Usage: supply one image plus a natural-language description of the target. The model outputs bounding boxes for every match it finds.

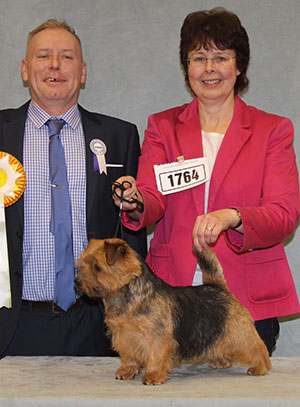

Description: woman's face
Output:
[187,45,240,105]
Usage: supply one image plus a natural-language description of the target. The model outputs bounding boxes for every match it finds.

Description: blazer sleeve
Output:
[225,116,300,252]
[122,113,169,230]
[121,123,148,257]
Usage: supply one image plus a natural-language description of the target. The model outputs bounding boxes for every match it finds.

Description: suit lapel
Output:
[1,102,29,163]
[1,102,29,227]
[79,106,106,222]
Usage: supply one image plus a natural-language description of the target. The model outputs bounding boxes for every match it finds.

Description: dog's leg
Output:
[142,338,173,385]
[208,308,272,376]
[112,328,144,381]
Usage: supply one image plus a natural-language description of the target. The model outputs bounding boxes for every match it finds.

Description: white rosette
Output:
[90,139,107,175]
[0,153,26,309]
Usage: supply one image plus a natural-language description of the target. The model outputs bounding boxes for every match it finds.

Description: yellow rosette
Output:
[0,151,26,309]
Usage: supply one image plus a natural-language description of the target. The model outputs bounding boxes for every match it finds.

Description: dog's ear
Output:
[105,241,127,266]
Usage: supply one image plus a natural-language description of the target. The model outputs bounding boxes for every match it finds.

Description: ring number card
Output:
[154,157,210,195]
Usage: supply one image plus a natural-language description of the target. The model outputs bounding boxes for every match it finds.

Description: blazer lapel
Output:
[173,97,252,214]
[175,98,205,214]
[175,98,203,160]
[208,96,252,209]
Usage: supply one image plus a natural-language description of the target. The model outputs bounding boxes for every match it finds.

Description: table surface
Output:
[0,356,299,407]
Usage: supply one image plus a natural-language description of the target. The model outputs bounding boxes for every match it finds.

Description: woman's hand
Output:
[112,176,144,220]
[193,208,243,251]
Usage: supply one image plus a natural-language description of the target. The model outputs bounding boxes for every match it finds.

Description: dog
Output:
[75,238,271,385]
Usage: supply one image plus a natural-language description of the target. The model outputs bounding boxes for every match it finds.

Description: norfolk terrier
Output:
[75,238,271,385]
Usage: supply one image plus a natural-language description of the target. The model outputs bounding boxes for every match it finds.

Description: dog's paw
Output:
[142,372,169,385]
[209,358,232,369]
[115,365,139,380]
[247,364,269,376]
[247,353,272,376]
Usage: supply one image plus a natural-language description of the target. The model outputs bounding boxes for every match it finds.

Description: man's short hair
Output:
[27,19,82,51]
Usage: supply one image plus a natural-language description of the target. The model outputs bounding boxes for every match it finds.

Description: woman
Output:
[112,8,300,354]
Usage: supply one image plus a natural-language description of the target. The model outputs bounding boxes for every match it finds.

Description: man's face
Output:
[21,28,86,115]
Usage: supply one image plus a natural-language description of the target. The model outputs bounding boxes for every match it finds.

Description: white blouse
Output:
[192,130,225,286]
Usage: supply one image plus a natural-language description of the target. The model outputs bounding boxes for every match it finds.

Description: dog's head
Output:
[75,238,143,297]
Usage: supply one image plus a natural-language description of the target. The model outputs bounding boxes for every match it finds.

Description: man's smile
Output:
[44,77,66,82]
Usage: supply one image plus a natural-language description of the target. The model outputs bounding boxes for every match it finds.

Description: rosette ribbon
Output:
[0,152,26,309]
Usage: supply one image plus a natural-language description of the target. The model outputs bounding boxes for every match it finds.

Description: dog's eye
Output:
[93,264,101,273]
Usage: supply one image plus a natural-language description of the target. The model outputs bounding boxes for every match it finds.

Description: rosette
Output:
[0,151,26,309]
[0,151,26,206]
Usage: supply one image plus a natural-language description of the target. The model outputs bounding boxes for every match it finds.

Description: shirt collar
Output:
[27,101,81,130]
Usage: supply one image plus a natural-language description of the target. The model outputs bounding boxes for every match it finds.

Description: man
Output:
[0,19,146,357]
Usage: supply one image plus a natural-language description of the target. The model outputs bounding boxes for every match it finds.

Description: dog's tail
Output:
[193,246,228,288]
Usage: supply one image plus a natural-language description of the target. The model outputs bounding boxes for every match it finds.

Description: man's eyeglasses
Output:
[187,55,236,67]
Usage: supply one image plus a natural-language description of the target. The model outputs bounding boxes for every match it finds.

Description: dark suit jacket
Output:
[0,101,146,356]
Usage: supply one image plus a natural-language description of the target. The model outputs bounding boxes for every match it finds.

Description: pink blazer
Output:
[123,96,300,320]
